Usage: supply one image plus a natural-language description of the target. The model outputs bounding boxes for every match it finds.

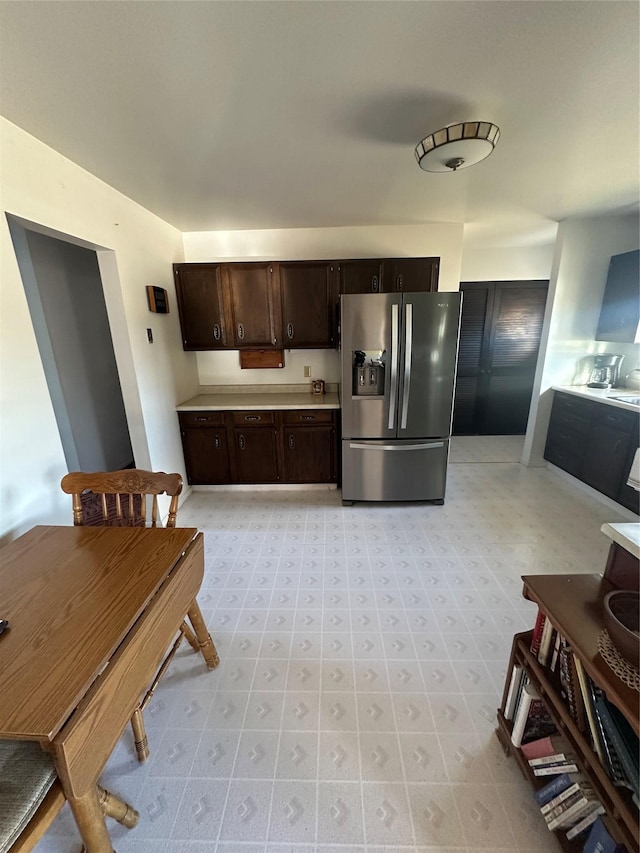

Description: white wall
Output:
[184,223,463,387]
[0,118,196,539]
[524,212,640,466]
[460,244,555,282]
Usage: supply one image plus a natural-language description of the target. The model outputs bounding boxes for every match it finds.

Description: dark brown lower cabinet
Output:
[179,411,230,485]
[282,425,336,483]
[544,392,639,513]
[178,409,338,485]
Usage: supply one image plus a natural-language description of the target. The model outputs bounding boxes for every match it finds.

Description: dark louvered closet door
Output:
[452,286,491,434]
[453,281,548,435]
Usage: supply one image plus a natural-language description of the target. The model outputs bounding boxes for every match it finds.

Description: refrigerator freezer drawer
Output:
[342,438,449,502]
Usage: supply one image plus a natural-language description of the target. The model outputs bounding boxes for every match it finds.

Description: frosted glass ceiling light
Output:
[415,121,500,172]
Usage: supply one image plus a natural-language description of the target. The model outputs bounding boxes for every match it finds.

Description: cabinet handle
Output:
[213,324,221,341]
[214,435,221,450]
[288,435,295,450]
[195,416,209,422]
[371,275,379,292]
[272,336,277,345]
[287,322,294,340]
[238,323,244,340]
[238,434,246,450]
[301,415,315,421]
[397,274,403,291]
[244,415,261,421]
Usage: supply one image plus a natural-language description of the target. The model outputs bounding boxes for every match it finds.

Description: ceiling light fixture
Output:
[415,121,500,172]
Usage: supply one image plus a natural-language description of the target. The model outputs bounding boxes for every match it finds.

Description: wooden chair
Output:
[60,469,220,762]
[0,740,137,853]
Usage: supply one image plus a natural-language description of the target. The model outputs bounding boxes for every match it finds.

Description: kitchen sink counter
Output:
[601,522,640,559]
[552,385,640,413]
[177,384,340,411]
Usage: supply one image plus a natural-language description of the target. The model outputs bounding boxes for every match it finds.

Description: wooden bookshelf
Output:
[496,573,639,853]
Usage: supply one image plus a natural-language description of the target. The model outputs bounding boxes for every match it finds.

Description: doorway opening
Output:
[7,218,134,472]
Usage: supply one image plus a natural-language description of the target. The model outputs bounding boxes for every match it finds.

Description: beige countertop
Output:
[177,384,340,411]
[553,385,640,414]
[601,522,640,559]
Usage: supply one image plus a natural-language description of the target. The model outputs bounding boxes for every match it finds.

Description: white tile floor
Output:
[36,445,632,853]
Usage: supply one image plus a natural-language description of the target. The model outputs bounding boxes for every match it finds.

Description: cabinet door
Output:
[596,250,640,343]
[174,264,230,350]
[338,260,384,294]
[181,428,230,485]
[280,262,338,348]
[226,263,281,348]
[382,258,439,292]
[230,427,280,483]
[453,281,548,435]
[582,424,632,500]
[282,425,336,483]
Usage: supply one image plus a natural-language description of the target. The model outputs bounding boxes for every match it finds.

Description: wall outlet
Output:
[304,365,311,378]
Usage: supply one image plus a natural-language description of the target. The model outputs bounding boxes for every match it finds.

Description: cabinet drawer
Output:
[281,409,335,425]
[545,422,590,455]
[544,441,585,478]
[179,411,226,428]
[551,393,596,434]
[593,404,638,434]
[228,411,275,426]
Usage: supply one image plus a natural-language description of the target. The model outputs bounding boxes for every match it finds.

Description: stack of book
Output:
[534,767,604,840]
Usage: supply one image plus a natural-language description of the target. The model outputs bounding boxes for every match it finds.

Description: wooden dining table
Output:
[0,524,217,852]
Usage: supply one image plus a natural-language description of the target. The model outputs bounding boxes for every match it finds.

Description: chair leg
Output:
[130,708,150,763]
[181,618,200,652]
[187,599,220,669]
[97,785,139,828]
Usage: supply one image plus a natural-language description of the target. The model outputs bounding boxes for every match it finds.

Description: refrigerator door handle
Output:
[349,441,445,451]
[388,303,400,430]
[400,302,413,429]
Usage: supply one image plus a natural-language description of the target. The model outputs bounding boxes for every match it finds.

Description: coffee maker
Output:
[587,354,624,389]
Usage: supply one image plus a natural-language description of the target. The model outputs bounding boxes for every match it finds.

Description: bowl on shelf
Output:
[603,590,640,669]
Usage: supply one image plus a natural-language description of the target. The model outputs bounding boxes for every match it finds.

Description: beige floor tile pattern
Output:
[35,439,630,852]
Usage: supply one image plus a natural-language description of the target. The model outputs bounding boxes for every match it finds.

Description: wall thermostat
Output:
[146,285,169,314]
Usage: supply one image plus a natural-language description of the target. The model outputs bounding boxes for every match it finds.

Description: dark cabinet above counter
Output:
[173,256,439,351]
[596,249,639,343]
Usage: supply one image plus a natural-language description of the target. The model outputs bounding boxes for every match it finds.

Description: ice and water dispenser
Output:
[352,349,386,396]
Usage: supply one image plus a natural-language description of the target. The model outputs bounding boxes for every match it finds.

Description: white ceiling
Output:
[1,1,638,246]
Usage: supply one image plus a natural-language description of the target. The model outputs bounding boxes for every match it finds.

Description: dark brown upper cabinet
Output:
[174,263,230,350]
[225,263,282,349]
[596,249,640,343]
[382,258,439,292]
[338,260,385,294]
[280,261,338,348]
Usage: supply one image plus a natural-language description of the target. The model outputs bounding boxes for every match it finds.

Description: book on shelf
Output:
[540,779,591,815]
[534,772,574,806]
[538,618,555,666]
[503,663,525,721]
[530,610,547,657]
[594,690,640,800]
[564,803,605,842]
[510,679,557,747]
[558,637,587,733]
[546,792,600,831]
[549,627,562,672]
[533,760,579,775]
[573,656,606,765]
[582,816,628,853]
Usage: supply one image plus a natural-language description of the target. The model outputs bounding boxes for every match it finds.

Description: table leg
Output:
[187,599,220,669]
[97,784,139,828]
[66,786,115,853]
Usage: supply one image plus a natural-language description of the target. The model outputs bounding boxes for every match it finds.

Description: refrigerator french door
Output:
[340,292,462,503]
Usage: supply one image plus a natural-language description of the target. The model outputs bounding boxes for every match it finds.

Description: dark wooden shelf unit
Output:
[496,574,639,853]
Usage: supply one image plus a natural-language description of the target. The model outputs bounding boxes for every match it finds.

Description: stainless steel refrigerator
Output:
[340,292,462,504]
